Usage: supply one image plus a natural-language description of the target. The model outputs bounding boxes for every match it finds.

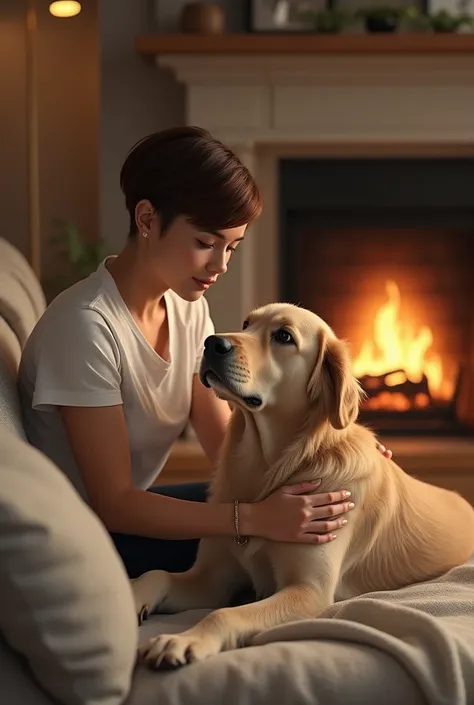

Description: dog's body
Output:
[213,419,473,602]
[134,304,474,668]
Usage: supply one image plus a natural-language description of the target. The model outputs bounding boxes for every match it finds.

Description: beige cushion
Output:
[0,345,25,440]
[0,428,138,705]
[0,634,54,705]
[0,316,21,372]
[0,237,46,319]
[0,271,39,347]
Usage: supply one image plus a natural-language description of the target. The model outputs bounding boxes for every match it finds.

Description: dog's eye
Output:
[242,319,249,330]
[272,329,295,345]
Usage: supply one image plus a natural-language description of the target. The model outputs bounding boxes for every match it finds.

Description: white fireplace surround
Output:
[155,52,474,332]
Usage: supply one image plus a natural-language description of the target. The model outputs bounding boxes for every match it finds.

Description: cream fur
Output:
[133,303,474,669]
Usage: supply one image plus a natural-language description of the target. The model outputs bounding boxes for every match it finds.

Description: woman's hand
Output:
[376,441,392,459]
[245,481,355,545]
[242,442,392,545]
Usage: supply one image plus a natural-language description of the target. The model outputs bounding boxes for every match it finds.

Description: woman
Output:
[18,126,391,579]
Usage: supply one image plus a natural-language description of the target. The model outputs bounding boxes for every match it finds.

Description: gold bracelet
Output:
[233,499,249,547]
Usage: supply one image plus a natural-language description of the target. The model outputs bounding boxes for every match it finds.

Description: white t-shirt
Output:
[18,260,214,503]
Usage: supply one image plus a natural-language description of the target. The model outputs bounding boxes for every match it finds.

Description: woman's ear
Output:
[307,332,362,430]
[135,199,155,235]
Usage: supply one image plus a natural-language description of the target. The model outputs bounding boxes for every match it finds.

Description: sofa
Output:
[3,236,474,705]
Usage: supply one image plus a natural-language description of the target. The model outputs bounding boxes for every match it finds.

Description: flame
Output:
[352,280,454,411]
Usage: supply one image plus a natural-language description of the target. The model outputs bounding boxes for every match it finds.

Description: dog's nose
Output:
[204,335,234,356]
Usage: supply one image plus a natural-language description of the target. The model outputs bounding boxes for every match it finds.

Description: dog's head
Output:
[200,303,362,430]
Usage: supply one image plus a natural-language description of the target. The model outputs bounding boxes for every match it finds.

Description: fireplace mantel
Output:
[136,33,474,55]
[142,37,474,149]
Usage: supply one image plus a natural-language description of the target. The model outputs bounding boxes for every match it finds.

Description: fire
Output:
[352,280,455,411]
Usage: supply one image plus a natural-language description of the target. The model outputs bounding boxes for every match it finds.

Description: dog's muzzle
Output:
[199,335,262,408]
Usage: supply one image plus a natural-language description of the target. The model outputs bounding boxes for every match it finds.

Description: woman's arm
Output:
[60,405,236,540]
[59,404,354,543]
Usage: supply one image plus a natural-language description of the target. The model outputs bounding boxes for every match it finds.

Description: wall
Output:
[0,0,99,280]
[0,2,29,258]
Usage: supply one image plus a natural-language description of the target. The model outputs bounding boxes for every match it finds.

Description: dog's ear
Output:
[307,332,361,430]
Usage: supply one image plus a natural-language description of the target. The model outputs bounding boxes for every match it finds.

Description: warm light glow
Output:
[49,1,81,18]
[352,280,455,411]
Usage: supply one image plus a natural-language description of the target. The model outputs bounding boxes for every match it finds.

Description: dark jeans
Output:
[110,482,210,579]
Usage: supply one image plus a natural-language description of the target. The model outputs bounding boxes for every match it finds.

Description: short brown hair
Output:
[120,126,263,236]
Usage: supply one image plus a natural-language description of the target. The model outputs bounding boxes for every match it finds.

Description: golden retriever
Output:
[133,303,474,669]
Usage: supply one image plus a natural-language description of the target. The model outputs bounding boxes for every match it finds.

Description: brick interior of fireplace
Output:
[279,157,474,436]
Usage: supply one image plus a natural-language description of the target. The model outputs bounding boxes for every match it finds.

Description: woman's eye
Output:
[272,329,295,345]
[242,319,249,330]
[196,240,235,254]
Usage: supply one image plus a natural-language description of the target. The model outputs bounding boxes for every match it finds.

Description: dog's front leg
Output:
[131,538,248,622]
[139,582,326,669]
[139,532,351,668]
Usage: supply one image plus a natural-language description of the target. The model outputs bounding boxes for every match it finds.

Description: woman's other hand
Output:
[376,441,392,459]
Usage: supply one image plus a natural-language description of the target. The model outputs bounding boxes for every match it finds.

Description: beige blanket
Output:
[129,557,474,705]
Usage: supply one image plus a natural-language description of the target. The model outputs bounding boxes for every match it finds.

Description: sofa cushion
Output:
[0,634,54,705]
[0,237,46,319]
[0,428,138,705]
[0,338,25,440]
[0,271,39,348]
[0,316,21,372]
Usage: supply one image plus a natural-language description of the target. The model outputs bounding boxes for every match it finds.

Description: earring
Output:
[142,232,148,238]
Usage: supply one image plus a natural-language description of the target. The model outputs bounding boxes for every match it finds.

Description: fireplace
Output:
[279,157,474,436]
[144,39,474,497]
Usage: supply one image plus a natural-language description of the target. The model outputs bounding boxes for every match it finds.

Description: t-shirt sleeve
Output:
[32,307,123,411]
[194,296,215,374]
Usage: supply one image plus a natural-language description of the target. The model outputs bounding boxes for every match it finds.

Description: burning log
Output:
[358,368,432,405]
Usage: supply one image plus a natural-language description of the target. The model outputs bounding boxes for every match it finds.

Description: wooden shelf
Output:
[136,33,474,57]
[156,441,212,486]
[161,438,474,475]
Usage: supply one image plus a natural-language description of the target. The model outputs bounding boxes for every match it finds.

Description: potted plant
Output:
[405,2,474,33]
[296,8,353,34]
[355,5,407,33]
[44,219,109,301]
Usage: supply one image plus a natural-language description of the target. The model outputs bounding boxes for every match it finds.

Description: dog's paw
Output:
[131,570,170,625]
[138,632,222,670]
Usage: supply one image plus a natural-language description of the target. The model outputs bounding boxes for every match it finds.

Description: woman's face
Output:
[136,204,247,302]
